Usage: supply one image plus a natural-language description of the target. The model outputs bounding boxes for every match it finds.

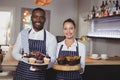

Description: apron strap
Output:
[76,41,79,56]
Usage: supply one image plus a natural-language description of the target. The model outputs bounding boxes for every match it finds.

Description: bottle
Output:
[0,45,2,54]
[95,6,100,18]
[100,1,105,17]
[0,45,3,64]
[105,0,108,10]
[91,6,96,18]
[118,6,120,14]
[112,1,116,15]
[108,0,113,16]
[115,0,119,14]
[104,1,109,17]
[115,0,119,10]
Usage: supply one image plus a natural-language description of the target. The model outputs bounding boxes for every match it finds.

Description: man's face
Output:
[31,10,46,31]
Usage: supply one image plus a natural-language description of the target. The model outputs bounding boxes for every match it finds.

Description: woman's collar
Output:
[62,39,77,46]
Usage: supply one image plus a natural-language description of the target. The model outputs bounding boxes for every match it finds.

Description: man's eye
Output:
[33,16,37,18]
[40,16,45,19]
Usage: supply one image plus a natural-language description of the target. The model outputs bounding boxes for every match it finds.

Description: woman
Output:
[56,18,86,80]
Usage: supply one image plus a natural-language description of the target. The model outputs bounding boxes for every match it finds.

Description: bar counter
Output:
[83,57,120,80]
[1,55,120,80]
[1,56,120,71]
[86,56,120,65]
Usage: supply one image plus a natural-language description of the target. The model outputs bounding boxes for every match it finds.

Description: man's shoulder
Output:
[45,30,56,38]
[20,28,31,33]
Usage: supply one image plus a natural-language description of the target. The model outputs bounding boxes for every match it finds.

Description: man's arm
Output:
[46,36,57,68]
[12,33,22,61]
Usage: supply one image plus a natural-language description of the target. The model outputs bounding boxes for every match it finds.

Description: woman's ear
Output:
[75,27,77,32]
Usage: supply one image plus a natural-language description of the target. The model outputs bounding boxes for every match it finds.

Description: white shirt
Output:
[56,40,86,73]
[12,28,57,68]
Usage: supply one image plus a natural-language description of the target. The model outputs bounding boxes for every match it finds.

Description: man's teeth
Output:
[35,23,40,25]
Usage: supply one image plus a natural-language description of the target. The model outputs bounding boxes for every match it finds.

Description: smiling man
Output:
[12,8,57,80]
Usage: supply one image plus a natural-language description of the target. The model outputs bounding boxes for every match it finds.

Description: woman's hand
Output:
[79,68,83,73]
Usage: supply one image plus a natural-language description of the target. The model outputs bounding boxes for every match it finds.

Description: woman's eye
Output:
[70,27,74,30]
[63,28,67,30]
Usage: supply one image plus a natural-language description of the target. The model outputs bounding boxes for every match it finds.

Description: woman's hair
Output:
[63,18,76,28]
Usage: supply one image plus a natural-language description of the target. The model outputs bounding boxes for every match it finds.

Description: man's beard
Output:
[34,25,44,31]
[33,22,44,31]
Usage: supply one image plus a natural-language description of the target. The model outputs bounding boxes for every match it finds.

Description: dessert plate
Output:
[53,62,81,71]
[21,58,48,66]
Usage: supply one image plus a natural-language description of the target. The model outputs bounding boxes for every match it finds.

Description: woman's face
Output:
[63,22,76,39]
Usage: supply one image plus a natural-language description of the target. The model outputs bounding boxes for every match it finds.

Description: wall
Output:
[78,0,120,56]
[0,0,78,44]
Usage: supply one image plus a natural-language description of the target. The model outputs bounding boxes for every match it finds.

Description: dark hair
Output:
[63,18,76,28]
[32,7,46,15]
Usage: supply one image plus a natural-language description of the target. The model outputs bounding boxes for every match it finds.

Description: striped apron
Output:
[13,30,47,80]
[56,43,82,80]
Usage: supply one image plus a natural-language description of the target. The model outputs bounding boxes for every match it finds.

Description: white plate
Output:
[21,58,48,66]
[100,57,108,60]
[90,56,100,60]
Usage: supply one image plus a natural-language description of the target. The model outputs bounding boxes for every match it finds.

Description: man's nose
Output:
[36,17,41,21]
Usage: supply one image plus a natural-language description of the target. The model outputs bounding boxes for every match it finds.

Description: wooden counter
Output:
[86,56,120,65]
[83,57,120,80]
[1,59,18,71]
[0,45,18,71]
[1,55,120,71]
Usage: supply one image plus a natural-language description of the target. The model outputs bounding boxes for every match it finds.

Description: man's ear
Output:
[31,16,33,21]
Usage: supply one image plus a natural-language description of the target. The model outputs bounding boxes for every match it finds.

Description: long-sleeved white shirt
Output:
[12,28,57,68]
[56,40,86,73]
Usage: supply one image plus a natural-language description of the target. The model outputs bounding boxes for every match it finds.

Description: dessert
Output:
[37,53,45,60]
[30,52,36,57]
[57,55,66,65]
[66,56,80,65]
[23,52,51,65]
[57,55,81,65]
[23,53,30,58]
[35,60,44,64]
[44,57,50,64]
[29,58,36,64]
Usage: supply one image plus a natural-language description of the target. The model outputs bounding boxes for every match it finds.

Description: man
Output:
[12,8,57,80]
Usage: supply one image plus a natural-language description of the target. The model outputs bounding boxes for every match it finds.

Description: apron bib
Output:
[13,30,46,80]
[56,43,82,80]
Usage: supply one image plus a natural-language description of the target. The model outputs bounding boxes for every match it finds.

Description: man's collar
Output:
[30,28,44,34]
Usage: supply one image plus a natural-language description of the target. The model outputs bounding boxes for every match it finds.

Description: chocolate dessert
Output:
[57,55,66,65]
[57,55,81,65]
[66,56,80,65]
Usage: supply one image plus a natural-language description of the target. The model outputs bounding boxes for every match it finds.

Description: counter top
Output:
[0,45,18,71]
[86,56,120,65]
[1,55,18,71]
[1,60,17,71]
[1,56,120,71]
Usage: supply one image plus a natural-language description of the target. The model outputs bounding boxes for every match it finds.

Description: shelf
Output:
[85,15,120,23]
[86,15,120,39]
[87,36,120,39]
[87,31,120,39]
